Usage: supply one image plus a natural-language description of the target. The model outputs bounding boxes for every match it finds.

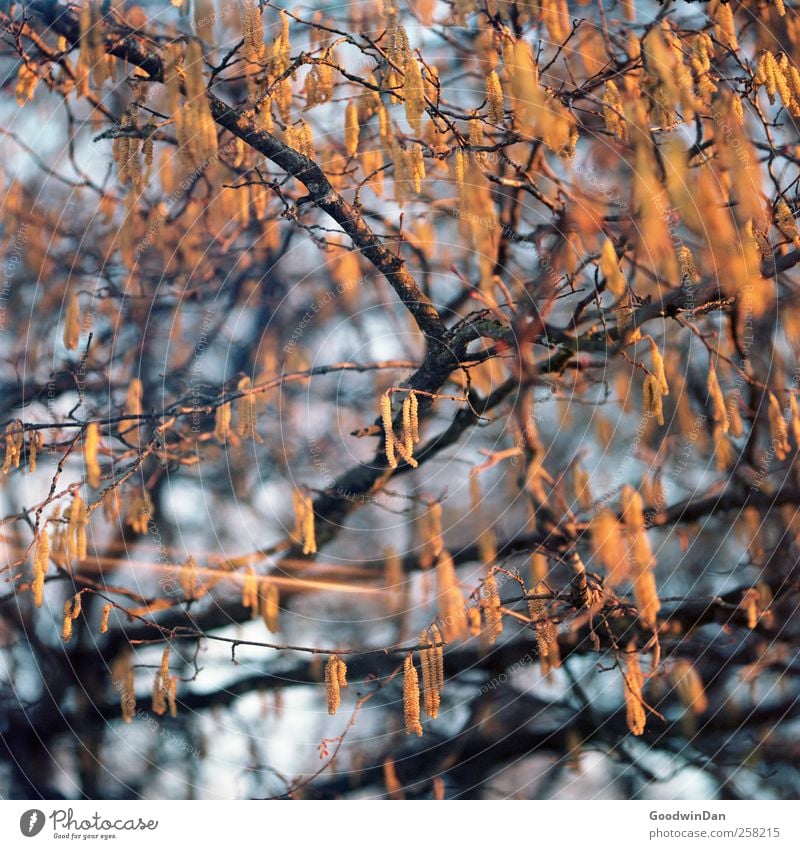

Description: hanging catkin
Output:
[214,402,232,442]
[99,603,112,634]
[527,581,561,674]
[419,625,444,718]
[32,528,49,608]
[64,292,81,350]
[84,422,101,488]
[671,660,709,715]
[241,566,259,613]
[707,365,728,430]
[600,239,626,296]
[403,57,425,134]
[623,643,647,736]
[768,392,791,460]
[61,593,82,642]
[299,491,316,555]
[403,654,423,736]
[380,392,398,469]
[27,431,41,472]
[180,555,199,600]
[68,493,88,561]
[2,422,23,474]
[325,654,347,715]
[235,376,262,441]
[260,580,280,633]
[436,551,468,641]
[621,486,661,624]
[482,572,503,645]
[344,100,360,156]
[241,0,265,62]
[486,70,505,122]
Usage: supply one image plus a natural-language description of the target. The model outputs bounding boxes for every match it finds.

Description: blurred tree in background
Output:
[1,0,799,800]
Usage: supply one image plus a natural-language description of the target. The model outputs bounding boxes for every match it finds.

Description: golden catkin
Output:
[621,486,661,624]
[677,246,699,283]
[671,660,709,715]
[403,57,425,134]
[436,551,468,641]
[235,376,262,441]
[32,528,49,608]
[602,80,626,140]
[260,580,280,633]
[325,654,344,715]
[775,198,800,245]
[707,366,728,431]
[486,70,505,122]
[61,594,82,642]
[383,758,404,800]
[64,292,81,350]
[180,555,199,600]
[84,422,101,488]
[214,402,232,442]
[167,677,178,717]
[2,422,23,474]
[114,658,136,724]
[643,374,664,426]
[527,581,561,673]
[27,430,41,472]
[241,566,259,613]
[68,493,88,561]
[301,492,316,555]
[419,628,441,719]
[126,378,143,417]
[623,644,647,736]
[99,603,112,634]
[403,654,423,736]
[467,606,482,637]
[241,0,265,63]
[600,238,626,296]
[768,392,791,460]
[454,148,466,189]
[482,573,503,645]
[344,100,360,156]
[380,392,398,469]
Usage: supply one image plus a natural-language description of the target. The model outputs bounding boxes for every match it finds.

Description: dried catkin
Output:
[482,573,503,645]
[99,603,112,634]
[64,292,81,350]
[380,392,398,469]
[32,528,49,608]
[325,655,345,715]
[84,422,101,488]
[486,70,505,122]
[622,643,647,736]
[235,376,262,441]
[344,100,360,156]
[120,665,136,723]
[260,580,280,633]
[403,654,423,736]
[167,677,178,717]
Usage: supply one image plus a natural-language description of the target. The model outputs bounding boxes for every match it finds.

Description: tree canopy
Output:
[1,0,800,800]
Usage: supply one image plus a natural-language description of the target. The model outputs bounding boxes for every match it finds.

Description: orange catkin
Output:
[403,654,423,736]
